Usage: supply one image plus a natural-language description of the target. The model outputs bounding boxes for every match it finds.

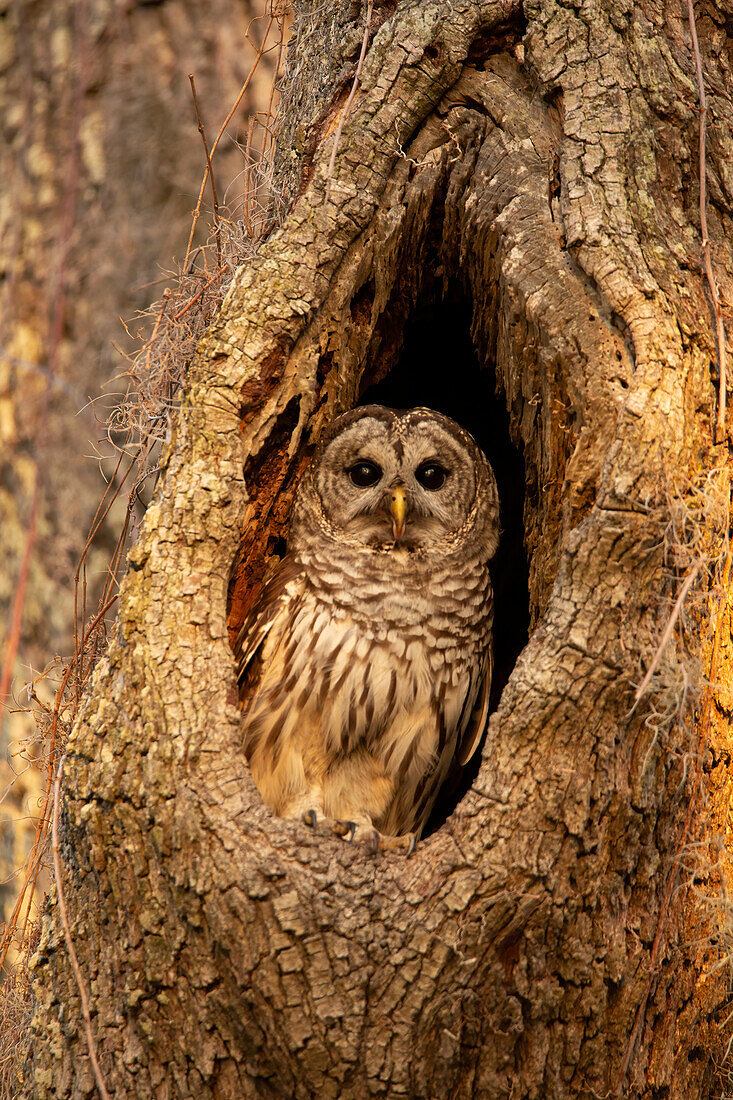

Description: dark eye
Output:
[348,460,382,488]
[415,462,447,491]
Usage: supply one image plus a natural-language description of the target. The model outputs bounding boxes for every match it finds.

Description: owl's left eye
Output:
[415,462,448,490]
[348,460,382,487]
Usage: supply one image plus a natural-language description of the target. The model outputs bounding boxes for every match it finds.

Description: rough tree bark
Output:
[24,0,733,1097]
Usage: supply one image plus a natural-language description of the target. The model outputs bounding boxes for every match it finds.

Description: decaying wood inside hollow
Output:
[23,1,733,1098]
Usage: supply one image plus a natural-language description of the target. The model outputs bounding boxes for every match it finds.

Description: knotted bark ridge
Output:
[27,1,733,1097]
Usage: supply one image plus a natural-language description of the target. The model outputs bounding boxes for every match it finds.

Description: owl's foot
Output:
[332,819,357,842]
[302,809,349,836]
[378,829,417,856]
[333,820,417,856]
[303,811,415,855]
[303,812,360,844]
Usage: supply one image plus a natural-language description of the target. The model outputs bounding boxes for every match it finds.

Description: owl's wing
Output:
[456,650,492,766]
[233,557,303,701]
[392,653,492,839]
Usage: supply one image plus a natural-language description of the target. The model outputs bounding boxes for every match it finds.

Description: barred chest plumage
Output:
[297,539,493,686]
[239,541,492,837]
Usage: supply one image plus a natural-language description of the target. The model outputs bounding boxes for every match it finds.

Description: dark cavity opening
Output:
[359,285,530,834]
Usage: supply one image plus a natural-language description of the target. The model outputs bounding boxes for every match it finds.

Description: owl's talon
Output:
[375,830,416,854]
[333,820,357,842]
[303,809,318,829]
[332,822,416,854]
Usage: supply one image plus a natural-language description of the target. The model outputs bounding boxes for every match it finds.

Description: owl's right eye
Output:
[348,461,382,487]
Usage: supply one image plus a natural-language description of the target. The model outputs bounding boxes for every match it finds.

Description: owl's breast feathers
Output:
[235,542,493,838]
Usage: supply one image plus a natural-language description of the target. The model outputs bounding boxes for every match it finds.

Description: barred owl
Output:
[235,406,500,852]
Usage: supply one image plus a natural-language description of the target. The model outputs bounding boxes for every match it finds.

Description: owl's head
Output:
[290,406,500,560]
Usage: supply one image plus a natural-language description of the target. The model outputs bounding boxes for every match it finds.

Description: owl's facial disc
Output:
[312,410,481,551]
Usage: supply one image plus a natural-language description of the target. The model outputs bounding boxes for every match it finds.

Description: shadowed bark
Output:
[24,0,733,1097]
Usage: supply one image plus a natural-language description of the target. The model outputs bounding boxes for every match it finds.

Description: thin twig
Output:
[173,265,226,321]
[0,479,40,730]
[616,543,733,1094]
[261,16,288,183]
[326,0,373,199]
[631,560,702,710]
[188,75,221,270]
[52,753,111,1100]
[213,16,273,155]
[144,287,172,374]
[182,15,274,271]
[74,450,132,697]
[686,0,729,444]
[0,673,68,978]
[243,114,257,238]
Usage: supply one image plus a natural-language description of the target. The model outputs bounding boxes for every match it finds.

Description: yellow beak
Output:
[390,487,408,541]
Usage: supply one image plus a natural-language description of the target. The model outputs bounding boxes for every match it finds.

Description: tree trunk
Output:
[25,0,733,1097]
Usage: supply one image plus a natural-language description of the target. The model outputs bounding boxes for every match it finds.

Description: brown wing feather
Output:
[457,651,492,766]
[387,653,493,838]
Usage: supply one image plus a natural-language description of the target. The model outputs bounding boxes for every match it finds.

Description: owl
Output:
[235,405,500,852]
